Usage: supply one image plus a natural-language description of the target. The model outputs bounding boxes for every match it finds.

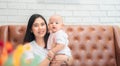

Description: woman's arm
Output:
[39,57,51,66]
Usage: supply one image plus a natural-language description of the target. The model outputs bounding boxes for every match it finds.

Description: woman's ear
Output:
[30,29,32,33]
[61,24,64,30]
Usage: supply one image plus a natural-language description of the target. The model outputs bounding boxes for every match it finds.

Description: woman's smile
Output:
[38,30,45,34]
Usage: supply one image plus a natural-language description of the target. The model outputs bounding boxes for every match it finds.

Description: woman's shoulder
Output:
[23,43,33,51]
[23,42,31,47]
[23,41,34,47]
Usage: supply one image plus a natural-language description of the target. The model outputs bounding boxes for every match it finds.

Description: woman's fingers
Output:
[50,55,69,66]
[54,54,68,61]
[51,60,64,66]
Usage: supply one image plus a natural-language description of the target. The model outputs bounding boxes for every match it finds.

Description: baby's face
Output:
[49,16,63,33]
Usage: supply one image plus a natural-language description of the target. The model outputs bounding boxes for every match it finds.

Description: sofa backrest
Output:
[64,25,116,66]
[0,25,119,66]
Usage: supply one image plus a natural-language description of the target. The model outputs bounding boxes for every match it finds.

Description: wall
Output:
[0,0,120,25]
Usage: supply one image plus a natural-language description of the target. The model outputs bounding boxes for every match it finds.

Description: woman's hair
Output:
[23,14,49,48]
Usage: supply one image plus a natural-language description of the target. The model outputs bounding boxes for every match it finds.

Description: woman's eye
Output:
[33,24,38,27]
[41,23,45,26]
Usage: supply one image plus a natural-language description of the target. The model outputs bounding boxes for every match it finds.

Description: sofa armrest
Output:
[0,25,8,43]
[113,26,120,66]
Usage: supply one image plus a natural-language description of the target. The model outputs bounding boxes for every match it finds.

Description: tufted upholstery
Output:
[0,25,120,66]
[64,25,117,66]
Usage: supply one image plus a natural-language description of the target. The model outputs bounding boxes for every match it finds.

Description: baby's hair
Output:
[49,14,63,24]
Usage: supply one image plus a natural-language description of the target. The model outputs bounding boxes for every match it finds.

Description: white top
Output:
[23,40,48,64]
[47,30,71,56]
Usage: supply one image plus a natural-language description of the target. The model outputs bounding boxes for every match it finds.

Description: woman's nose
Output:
[38,26,43,29]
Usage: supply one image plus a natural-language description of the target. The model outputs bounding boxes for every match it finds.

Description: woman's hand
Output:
[47,50,55,60]
[51,54,73,66]
[54,54,68,61]
[50,54,68,66]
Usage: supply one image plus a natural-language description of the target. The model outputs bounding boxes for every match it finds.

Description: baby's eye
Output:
[55,22,58,24]
[50,22,53,24]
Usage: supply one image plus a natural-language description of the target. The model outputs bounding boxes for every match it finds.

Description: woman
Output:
[23,14,71,66]
[23,14,51,66]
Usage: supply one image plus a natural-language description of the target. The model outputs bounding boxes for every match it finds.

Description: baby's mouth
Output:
[52,27,56,29]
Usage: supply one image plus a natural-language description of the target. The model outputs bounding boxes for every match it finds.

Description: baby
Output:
[47,14,72,66]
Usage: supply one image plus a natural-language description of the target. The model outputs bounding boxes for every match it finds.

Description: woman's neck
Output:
[35,38,45,47]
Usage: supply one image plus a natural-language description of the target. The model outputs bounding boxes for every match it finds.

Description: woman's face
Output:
[31,17,47,38]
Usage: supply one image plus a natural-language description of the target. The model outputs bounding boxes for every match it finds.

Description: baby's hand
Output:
[47,50,55,59]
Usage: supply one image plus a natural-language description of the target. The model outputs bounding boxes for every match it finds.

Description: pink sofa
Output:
[0,25,120,66]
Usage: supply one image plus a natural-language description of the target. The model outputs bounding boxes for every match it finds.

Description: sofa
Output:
[0,25,120,66]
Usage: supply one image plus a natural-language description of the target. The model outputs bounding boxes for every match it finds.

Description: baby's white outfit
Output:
[47,30,71,56]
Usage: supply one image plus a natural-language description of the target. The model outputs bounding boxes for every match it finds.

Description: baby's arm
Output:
[51,43,65,54]
[47,43,65,59]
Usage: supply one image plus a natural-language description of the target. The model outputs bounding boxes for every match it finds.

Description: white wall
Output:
[0,0,120,25]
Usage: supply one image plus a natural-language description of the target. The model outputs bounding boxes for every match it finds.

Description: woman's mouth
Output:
[38,31,45,34]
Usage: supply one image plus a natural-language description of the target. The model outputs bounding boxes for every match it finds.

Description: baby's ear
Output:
[62,23,64,26]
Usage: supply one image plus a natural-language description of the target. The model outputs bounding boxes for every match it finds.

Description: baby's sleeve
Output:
[55,31,68,45]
